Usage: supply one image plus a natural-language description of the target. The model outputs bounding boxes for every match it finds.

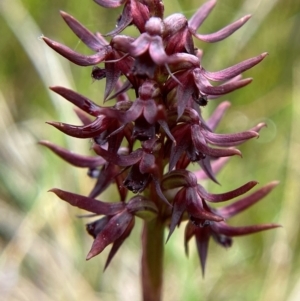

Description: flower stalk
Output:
[142,218,164,301]
[41,0,280,300]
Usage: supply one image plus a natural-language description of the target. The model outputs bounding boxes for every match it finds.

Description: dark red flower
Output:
[42,0,279,280]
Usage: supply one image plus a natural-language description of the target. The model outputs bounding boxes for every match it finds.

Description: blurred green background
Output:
[0,0,299,300]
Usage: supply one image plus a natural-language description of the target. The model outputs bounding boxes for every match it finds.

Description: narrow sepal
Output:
[197,156,219,184]
[104,3,133,36]
[93,0,125,8]
[188,0,217,32]
[60,11,107,51]
[86,211,133,260]
[39,140,105,168]
[193,69,252,95]
[49,188,125,215]
[104,218,135,270]
[93,145,143,166]
[151,175,172,206]
[193,15,251,43]
[186,187,224,221]
[50,86,102,116]
[47,117,109,138]
[219,181,280,218]
[195,227,211,277]
[214,222,281,237]
[191,125,242,157]
[195,157,230,181]
[166,188,187,242]
[184,222,195,256]
[104,57,122,100]
[204,130,259,147]
[43,37,108,66]
[88,163,121,199]
[203,53,268,81]
[206,101,231,131]
[197,181,258,203]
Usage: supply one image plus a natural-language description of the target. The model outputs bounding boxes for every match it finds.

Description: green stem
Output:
[141,218,164,301]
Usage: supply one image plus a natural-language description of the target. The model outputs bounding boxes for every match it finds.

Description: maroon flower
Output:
[184,181,280,275]
[42,0,279,295]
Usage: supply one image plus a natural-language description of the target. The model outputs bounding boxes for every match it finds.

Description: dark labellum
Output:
[190,215,211,227]
[194,93,208,106]
[92,66,106,81]
[212,233,233,248]
[123,165,150,193]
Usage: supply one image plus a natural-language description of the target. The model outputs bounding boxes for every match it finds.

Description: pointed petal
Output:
[193,68,252,95]
[91,103,137,124]
[176,81,194,119]
[106,80,132,102]
[50,86,102,116]
[93,0,125,8]
[60,11,107,51]
[104,3,133,36]
[188,0,217,32]
[43,37,108,66]
[195,227,211,276]
[219,181,280,218]
[251,122,267,133]
[186,188,224,221]
[88,163,121,198]
[93,145,143,166]
[104,218,135,270]
[197,181,258,203]
[115,172,128,202]
[193,15,251,42]
[166,188,187,242]
[47,117,108,138]
[203,53,268,81]
[206,101,231,131]
[169,135,189,171]
[195,157,230,181]
[215,222,281,237]
[204,130,259,147]
[191,125,242,158]
[39,140,106,168]
[104,60,122,100]
[158,120,176,143]
[197,156,220,184]
[184,222,196,256]
[86,211,133,260]
[49,188,124,215]
[151,174,172,206]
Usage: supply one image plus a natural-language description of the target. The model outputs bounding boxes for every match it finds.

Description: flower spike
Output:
[42,0,279,286]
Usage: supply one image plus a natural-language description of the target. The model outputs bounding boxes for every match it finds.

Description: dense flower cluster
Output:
[42,0,279,277]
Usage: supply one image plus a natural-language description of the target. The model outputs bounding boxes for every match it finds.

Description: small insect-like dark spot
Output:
[91,66,106,81]
[194,94,208,106]
[87,168,100,178]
